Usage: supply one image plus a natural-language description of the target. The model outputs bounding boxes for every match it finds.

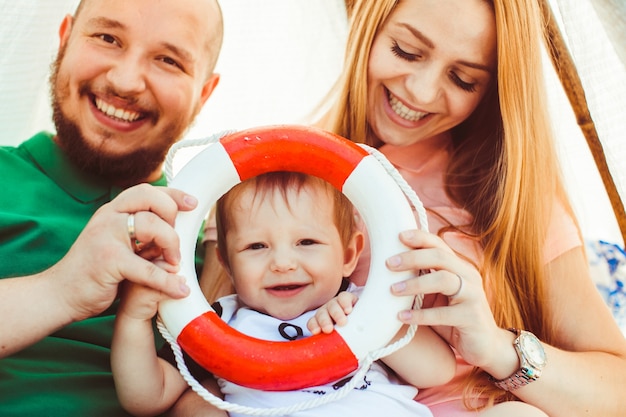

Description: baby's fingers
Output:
[335,291,357,314]
[307,309,334,335]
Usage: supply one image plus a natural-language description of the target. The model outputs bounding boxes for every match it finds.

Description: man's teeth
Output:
[95,98,141,122]
[388,92,427,122]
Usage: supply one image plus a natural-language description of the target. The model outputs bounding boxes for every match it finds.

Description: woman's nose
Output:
[405,64,443,106]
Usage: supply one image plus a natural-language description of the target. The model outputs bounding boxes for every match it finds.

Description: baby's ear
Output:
[215,245,231,276]
[342,231,364,277]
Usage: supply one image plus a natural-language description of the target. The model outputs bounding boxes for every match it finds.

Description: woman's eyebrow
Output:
[457,60,492,73]
[399,22,492,73]
[398,23,434,49]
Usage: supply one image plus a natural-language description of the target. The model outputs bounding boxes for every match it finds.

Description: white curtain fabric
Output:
[549,0,626,244]
[0,0,623,244]
[0,0,79,141]
[590,0,626,66]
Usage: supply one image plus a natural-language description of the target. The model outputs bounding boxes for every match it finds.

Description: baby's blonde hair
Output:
[215,171,356,270]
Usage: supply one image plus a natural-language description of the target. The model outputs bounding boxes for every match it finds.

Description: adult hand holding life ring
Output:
[158,125,419,391]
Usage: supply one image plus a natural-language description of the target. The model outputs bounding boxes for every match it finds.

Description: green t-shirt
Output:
[0,132,168,416]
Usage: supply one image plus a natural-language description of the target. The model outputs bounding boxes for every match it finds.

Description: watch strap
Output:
[490,328,543,392]
[491,369,536,391]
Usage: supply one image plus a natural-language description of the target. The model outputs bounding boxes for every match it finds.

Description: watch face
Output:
[520,333,547,368]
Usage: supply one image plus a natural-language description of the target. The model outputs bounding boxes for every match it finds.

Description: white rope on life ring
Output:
[158,125,427,395]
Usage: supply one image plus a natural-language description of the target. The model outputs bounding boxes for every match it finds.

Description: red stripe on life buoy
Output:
[220,125,368,190]
[178,311,359,391]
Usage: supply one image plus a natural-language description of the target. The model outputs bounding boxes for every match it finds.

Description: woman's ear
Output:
[342,231,364,277]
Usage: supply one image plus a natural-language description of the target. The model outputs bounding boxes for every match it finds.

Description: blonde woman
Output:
[316,0,626,416]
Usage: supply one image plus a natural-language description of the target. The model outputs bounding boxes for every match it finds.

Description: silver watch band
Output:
[490,328,545,392]
[492,369,534,391]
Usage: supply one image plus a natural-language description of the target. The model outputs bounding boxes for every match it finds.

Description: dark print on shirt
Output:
[278,323,304,340]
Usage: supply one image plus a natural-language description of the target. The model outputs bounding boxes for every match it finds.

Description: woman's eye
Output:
[449,72,477,93]
[391,40,420,62]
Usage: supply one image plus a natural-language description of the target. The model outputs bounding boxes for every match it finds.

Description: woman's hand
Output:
[386,229,513,372]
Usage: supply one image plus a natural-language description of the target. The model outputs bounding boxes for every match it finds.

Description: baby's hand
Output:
[117,258,181,321]
[307,291,358,335]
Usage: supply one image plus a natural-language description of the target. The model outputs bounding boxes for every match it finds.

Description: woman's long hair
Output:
[322,0,579,406]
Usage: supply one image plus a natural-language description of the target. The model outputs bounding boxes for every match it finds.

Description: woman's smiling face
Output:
[366,0,497,147]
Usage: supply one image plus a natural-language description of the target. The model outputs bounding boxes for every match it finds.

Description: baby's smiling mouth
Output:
[269,284,305,291]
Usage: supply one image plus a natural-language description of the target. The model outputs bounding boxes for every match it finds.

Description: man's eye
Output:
[97,34,118,45]
[160,56,183,70]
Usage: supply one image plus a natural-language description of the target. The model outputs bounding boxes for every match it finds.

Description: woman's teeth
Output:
[388,92,428,122]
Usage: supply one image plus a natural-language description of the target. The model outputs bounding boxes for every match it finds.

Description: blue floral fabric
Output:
[587,240,626,335]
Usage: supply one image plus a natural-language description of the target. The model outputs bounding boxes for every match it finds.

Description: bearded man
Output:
[0,1,224,415]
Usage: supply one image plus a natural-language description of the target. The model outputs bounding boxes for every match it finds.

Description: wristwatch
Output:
[491,328,547,391]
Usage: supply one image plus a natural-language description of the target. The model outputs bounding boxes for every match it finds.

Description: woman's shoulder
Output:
[544,199,582,263]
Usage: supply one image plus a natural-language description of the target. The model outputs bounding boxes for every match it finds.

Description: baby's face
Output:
[224,183,351,321]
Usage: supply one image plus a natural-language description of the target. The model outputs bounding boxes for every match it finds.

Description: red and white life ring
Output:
[159,125,418,391]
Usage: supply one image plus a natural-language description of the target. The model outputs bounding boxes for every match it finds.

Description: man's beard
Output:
[49,48,179,187]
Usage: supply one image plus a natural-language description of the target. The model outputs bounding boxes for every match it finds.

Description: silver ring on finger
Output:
[127,213,142,251]
[449,274,464,299]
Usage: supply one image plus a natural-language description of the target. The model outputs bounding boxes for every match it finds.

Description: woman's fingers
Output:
[398,229,455,254]
[386,229,480,299]
[392,268,475,300]
[383,229,503,367]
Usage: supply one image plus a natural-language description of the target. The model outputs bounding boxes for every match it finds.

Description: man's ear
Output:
[200,73,220,106]
[58,14,74,48]
[342,231,364,277]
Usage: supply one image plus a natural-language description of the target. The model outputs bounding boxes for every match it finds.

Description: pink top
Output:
[354,137,581,415]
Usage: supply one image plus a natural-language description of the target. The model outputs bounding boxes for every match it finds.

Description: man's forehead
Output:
[74,1,212,50]
[71,0,221,75]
